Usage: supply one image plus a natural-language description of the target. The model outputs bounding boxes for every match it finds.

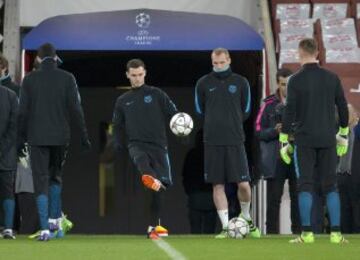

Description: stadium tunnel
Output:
[22,9,266,234]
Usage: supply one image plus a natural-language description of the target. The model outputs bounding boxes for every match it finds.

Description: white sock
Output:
[240,201,251,220]
[217,209,229,229]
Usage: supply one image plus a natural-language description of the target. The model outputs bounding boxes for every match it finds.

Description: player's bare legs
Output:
[213,184,229,238]
[237,181,261,238]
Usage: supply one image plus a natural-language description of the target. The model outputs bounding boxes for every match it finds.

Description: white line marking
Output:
[153,239,187,260]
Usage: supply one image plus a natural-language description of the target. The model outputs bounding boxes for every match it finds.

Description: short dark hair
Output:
[212,47,230,58]
[126,59,145,71]
[299,38,318,56]
[37,43,56,59]
[276,68,292,83]
[0,53,9,70]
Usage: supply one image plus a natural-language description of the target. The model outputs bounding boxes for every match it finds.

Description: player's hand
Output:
[275,123,282,134]
[17,144,27,158]
[336,126,349,157]
[142,174,166,192]
[279,133,293,164]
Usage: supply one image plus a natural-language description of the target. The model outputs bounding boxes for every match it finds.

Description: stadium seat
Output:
[312,2,350,19]
[271,0,310,24]
[276,3,311,20]
[318,17,359,64]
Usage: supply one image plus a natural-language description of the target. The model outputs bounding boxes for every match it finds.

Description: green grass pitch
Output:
[1,235,359,260]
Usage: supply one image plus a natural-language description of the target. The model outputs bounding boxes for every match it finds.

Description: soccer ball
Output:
[169,112,193,136]
[227,217,250,239]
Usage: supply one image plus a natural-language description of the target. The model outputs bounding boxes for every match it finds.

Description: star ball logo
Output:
[136,12,151,29]
[126,12,161,46]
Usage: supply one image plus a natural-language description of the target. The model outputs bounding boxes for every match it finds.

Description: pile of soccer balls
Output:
[227,217,250,239]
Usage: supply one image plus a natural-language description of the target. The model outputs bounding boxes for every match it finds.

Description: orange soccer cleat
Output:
[141,174,165,192]
[147,226,160,240]
[155,225,168,237]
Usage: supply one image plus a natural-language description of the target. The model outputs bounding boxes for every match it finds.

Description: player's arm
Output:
[281,77,296,134]
[335,76,349,129]
[18,76,30,150]
[334,76,349,157]
[279,77,296,164]
[160,89,178,118]
[67,75,90,149]
[240,78,251,121]
[0,92,18,158]
[255,102,278,142]
[194,79,205,116]
[112,98,125,151]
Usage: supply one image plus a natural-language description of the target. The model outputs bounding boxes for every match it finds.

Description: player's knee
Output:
[237,181,250,192]
[2,194,14,201]
[322,183,337,194]
[213,184,225,194]
[297,183,313,193]
[50,177,62,186]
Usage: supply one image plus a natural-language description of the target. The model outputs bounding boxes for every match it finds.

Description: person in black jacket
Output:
[0,54,20,96]
[182,130,216,234]
[280,38,349,243]
[256,68,300,234]
[112,59,178,192]
[18,43,91,241]
[0,54,39,235]
[337,105,359,233]
[0,85,18,239]
[195,48,260,238]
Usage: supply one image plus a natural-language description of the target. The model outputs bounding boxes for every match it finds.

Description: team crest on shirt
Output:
[144,95,152,103]
[228,85,237,94]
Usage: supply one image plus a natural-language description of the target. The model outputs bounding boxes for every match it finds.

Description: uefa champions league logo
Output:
[136,12,151,29]
[126,12,160,45]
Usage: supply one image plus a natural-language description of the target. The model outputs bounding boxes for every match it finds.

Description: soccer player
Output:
[112,58,178,192]
[18,43,91,241]
[337,104,359,233]
[0,54,20,96]
[256,68,300,234]
[195,48,260,238]
[0,83,18,239]
[280,38,349,243]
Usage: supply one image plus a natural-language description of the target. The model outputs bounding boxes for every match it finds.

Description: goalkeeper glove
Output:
[279,133,293,165]
[336,126,349,157]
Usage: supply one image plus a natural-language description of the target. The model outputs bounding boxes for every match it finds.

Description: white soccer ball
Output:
[169,112,193,136]
[227,217,250,239]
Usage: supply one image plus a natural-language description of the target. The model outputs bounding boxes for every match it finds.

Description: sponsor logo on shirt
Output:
[125,101,134,106]
[209,87,217,92]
